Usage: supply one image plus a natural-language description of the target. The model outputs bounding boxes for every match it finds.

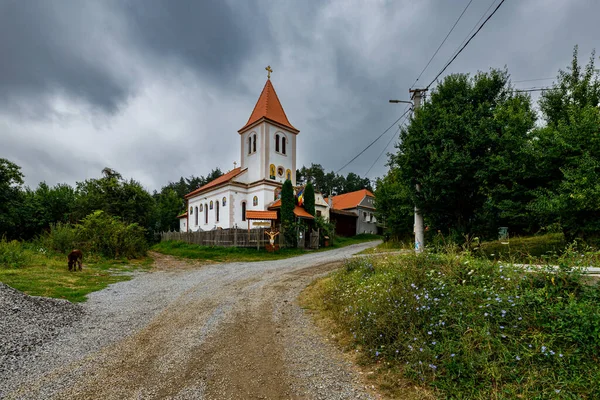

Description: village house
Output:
[326,189,378,236]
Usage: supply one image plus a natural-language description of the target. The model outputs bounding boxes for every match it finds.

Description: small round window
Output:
[277,166,284,177]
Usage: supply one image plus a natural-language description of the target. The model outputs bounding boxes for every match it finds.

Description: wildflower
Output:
[375,351,380,356]
[559,353,563,357]
[515,356,521,361]
[428,331,432,335]
[432,341,436,345]
[500,326,504,329]
[555,389,561,394]
[429,364,437,370]
[451,354,455,357]
[419,348,423,352]
[484,313,489,317]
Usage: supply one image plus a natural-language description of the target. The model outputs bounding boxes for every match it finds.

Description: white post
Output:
[410,89,426,253]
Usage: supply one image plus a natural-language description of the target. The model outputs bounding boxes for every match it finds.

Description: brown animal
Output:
[68,249,83,271]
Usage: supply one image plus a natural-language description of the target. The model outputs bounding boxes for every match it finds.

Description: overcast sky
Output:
[1,0,598,192]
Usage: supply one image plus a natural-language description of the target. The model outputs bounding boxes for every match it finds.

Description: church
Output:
[179,68,300,232]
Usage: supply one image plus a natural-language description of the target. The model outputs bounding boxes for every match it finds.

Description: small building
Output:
[314,191,330,220]
[326,189,377,236]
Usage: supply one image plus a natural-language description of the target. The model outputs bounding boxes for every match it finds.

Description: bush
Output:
[319,251,600,398]
[40,211,147,259]
[0,237,32,268]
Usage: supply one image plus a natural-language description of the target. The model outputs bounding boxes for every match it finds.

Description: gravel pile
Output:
[0,283,84,376]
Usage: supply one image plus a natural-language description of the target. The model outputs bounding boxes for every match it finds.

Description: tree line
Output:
[376,47,600,244]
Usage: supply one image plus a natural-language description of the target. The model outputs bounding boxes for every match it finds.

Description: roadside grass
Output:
[303,250,600,399]
[152,234,381,263]
[478,233,566,263]
[357,239,412,255]
[0,240,153,302]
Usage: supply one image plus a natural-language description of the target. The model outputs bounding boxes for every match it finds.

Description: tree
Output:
[395,69,535,240]
[529,47,600,242]
[374,167,414,239]
[0,159,25,239]
[281,179,296,247]
[303,182,316,216]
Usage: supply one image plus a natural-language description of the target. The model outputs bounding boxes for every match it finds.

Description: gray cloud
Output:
[1,0,599,192]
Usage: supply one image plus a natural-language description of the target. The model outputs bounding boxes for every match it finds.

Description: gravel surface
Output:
[0,242,381,400]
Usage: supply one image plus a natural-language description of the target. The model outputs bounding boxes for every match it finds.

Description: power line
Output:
[514,86,557,93]
[364,123,405,177]
[411,0,474,89]
[336,106,412,174]
[512,77,555,83]
[426,0,506,89]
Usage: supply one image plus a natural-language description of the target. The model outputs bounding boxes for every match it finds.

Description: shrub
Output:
[0,237,31,268]
[319,251,600,398]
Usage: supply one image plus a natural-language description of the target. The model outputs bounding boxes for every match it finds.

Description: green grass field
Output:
[0,243,153,302]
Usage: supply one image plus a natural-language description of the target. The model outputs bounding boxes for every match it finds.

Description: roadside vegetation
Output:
[0,211,152,302]
[303,245,600,399]
[152,233,381,262]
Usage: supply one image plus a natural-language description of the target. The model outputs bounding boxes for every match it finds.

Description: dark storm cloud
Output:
[118,0,273,93]
[0,1,131,115]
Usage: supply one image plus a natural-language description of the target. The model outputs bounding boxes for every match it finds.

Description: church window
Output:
[199,204,203,212]
[277,166,284,177]
[205,203,208,224]
[248,137,251,154]
[210,200,213,210]
[269,164,276,179]
[253,134,257,153]
[195,207,198,226]
[317,210,322,217]
[216,201,220,222]
[190,207,193,214]
[222,197,226,207]
[286,169,291,181]
[241,201,247,221]
[282,137,286,155]
[275,134,280,152]
[253,196,258,206]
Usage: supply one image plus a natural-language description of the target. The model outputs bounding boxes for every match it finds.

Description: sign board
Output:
[252,221,271,227]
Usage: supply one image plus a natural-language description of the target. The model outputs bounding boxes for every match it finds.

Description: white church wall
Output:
[266,124,296,186]
[243,128,264,183]
[179,218,187,232]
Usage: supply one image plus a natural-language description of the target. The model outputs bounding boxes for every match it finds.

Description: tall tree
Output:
[0,158,25,240]
[374,167,414,239]
[303,182,316,216]
[281,179,296,247]
[395,69,535,239]
[529,47,600,242]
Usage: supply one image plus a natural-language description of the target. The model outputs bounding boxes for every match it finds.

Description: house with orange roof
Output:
[326,189,377,236]
[181,70,302,231]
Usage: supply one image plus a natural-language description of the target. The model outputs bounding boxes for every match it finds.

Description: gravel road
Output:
[1,242,380,400]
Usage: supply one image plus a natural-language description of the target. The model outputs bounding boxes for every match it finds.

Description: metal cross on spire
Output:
[265,65,273,79]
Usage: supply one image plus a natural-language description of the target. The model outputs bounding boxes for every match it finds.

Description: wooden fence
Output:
[160,227,286,248]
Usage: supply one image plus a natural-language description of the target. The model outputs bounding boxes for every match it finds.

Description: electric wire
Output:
[411,0,474,89]
[512,77,555,83]
[426,0,506,89]
[335,106,412,174]
[364,123,405,178]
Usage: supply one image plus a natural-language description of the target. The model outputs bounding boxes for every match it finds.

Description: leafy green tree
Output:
[303,182,316,216]
[74,168,155,229]
[281,179,296,247]
[20,182,77,239]
[151,188,182,233]
[529,47,600,242]
[395,69,535,239]
[374,167,414,239]
[0,159,25,240]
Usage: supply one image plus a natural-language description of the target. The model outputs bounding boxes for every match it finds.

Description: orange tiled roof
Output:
[293,205,314,219]
[326,189,374,210]
[238,79,299,133]
[184,168,244,199]
[268,199,282,209]
[246,210,278,220]
[176,211,188,218]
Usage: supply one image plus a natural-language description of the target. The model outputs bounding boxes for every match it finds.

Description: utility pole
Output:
[409,88,427,253]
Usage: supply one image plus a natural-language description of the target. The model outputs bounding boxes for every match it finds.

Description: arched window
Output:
[282,137,286,155]
[190,207,193,214]
[195,206,198,226]
[286,169,291,181]
[275,134,280,152]
[216,201,219,222]
[205,203,208,224]
[210,200,213,210]
[199,204,203,212]
[241,201,247,221]
[253,196,258,206]
[269,164,276,179]
[253,134,257,153]
[248,136,251,154]
[222,197,226,206]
